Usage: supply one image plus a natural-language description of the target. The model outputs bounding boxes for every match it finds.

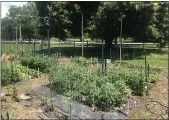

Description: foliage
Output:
[20,54,56,72]
[1,62,41,86]
[71,57,98,66]
[1,2,41,41]
[35,1,100,40]
[1,43,42,54]
[12,86,19,102]
[49,62,148,111]
[108,68,147,95]
[34,1,169,48]
[149,75,160,83]
[1,63,20,86]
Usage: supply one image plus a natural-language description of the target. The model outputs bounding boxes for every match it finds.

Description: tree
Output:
[35,1,168,48]
[35,1,100,40]
[1,2,41,41]
[89,1,169,48]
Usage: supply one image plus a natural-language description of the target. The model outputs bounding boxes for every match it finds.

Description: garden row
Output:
[15,54,159,111]
[48,62,148,111]
[1,62,41,86]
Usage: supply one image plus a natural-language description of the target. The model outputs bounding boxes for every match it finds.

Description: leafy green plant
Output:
[12,86,19,102]
[20,54,56,73]
[1,62,41,86]
[106,67,147,96]
[49,62,133,111]
[71,57,98,66]
[149,75,160,83]
[40,96,47,106]
[1,63,20,86]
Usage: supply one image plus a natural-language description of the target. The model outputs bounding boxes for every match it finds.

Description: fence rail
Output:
[1,40,158,45]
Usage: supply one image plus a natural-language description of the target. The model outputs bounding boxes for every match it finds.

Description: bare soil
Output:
[1,75,60,119]
[127,72,168,119]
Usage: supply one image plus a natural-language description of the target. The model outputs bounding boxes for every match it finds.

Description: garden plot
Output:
[33,86,126,119]
[1,52,168,119]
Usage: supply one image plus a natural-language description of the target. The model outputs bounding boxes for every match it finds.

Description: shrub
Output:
[1,63,20,86]
[49,62,131,111]
[71,57,98,66]
[149,75,160,83]
[1,62,41,86]
[106,67,147,95]
[20,54,56,73]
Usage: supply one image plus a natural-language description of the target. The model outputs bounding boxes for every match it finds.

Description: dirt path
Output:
[1,75,51,119]
[127,73,168,119]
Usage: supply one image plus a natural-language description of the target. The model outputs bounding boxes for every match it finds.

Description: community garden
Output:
[1,1,168,119]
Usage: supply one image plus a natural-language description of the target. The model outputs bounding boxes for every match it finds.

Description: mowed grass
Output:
[2,43,42,54]
[2,43,168,68]
[118,53,168,68]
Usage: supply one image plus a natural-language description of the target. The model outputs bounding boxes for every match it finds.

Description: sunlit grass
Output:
[119,53,168,68]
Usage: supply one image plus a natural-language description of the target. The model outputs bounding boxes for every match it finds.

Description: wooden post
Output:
[33,39,35,55]
[38,68,39,78]
[47,29,50,55]
[147,64,150,77]
[74,41,75,53]
[87,41,88,49]
[120,18,123,65]
[15,27,18,52]
[81,12,84,57]
[102,40,104,74]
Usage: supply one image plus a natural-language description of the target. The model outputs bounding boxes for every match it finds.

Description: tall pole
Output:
[120,18,123,65]
[16,27,18,51]
[81,12,84,57]
[48,29,50,55]
[19,24,22,42]
[59,24,60,54]
[102,39,104,74]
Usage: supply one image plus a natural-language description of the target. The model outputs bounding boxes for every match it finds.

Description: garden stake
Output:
[110,48,112,61]
[147,64,150,77]
[102,39,104,74]
[27,66,31,89]
[144,50,149,95]
[11,59,14,83]
[38,68,39,78]
[87,41,88,50]
[105,59,107,74]
[6,112,9,120]
[91,57,92,65]
[101,113,104,120]
[74,41,75,52]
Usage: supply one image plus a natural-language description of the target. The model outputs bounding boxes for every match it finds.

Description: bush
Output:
[71,57,98,66]
[49,62,132,111]
[1,63,20,86]
[20,54,56,73]
[106,67,147,95]
[1,62,41,86]
[149,75,160,83]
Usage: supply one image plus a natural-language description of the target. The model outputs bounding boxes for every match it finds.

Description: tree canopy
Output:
[1,2,41,41]
[2,1,169,47]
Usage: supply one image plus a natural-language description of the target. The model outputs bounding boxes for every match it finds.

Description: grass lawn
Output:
[2,43,168,68]
[1,43,42,54]
[118,53,168,68]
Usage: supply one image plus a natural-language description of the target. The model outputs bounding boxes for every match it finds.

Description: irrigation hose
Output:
[145,100,168,120]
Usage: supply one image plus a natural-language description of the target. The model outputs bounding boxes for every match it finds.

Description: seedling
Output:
[12,86,19,102]
[40,96,47,106]
[6,86,11,96]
